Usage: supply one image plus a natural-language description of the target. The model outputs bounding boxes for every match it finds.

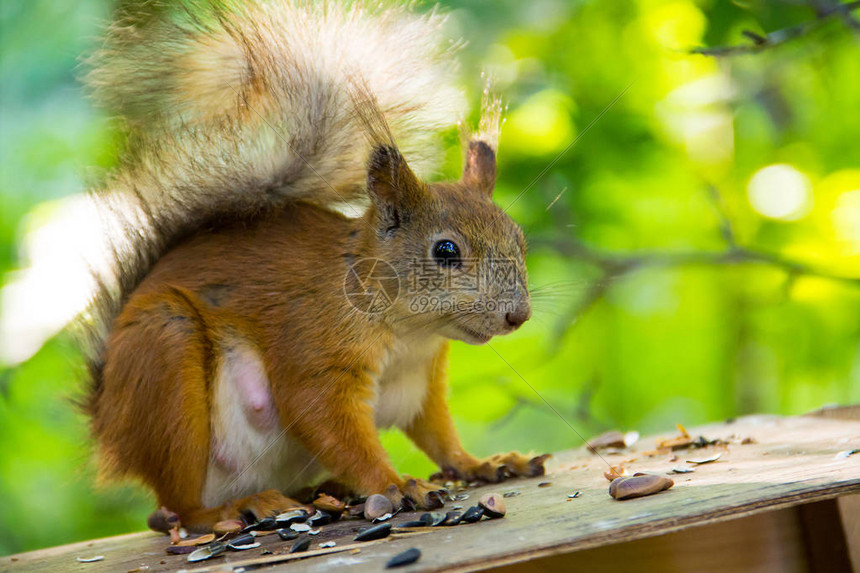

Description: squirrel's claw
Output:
[433,452,552,484]
[388,477,448,510]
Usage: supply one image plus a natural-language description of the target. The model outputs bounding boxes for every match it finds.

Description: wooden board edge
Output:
[424,480,860,573]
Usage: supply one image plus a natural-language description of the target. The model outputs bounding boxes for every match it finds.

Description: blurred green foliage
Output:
[2,0,859,556]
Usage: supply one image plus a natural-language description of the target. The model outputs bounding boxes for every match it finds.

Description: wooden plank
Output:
[4,413,860,572]
[489,505,811,573]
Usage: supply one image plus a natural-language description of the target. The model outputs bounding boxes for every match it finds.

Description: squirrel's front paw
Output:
[433,452,551,484]
[382,477,447,510]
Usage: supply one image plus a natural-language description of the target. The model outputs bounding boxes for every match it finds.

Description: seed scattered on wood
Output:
[255,517,276,531]
[320,541,336,548]
[213,520,243,535]
[364,494,394,521]
[313,494,346,514]
[835,449,859,460]
[538,481,552,488]
[277,529,299,541]
[165,545,196,555]
[567,491,582,499]
[502,491,520,498]
[187,542,226,562]
[386,547,421,568]
[686,452,722,465]
[460,505,484,523]
[587,430,626,452]
[176,533,215,547]
[443,511,462,526]
[308,511,333,527]
[372,512,394,523]
[656,424,693,450]
[76,556,105,563]
[275,509,309,528]
[624,431,640,447]
[227,540,260,551]
[420,512,447,527]
[609,474,674,500]
[657,435,692,449]
[290,522,312,533]
[225,533,255,548]
[479,493,506,518]
[355,522,392,542]
[604,464,627,481]
[670,466,695,474]
[347,503,365,518]
[289,537,312,553]
[453,493,470,501]
[308,529,321,536]
[690,436,720,448]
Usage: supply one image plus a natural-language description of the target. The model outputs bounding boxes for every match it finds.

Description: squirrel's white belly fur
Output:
[202,335,443,506]
[203,343,323,507]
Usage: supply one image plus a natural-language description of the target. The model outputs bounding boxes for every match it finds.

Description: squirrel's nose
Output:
[505,303,532,329]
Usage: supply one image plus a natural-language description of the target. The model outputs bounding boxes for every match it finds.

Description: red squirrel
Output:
[78,0,547,532]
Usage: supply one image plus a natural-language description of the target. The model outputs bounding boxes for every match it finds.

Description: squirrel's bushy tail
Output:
[78,0,465,404]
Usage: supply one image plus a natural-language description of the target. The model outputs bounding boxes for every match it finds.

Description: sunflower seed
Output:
[460,505,484,523]
[289,537,312,553]
[479,493,506,518]
[386,547,421,568]
[364,494,394,521]
[686,452,723,465]
[609,475,674,500]
[354,522,392,542]
[187,542,226,562]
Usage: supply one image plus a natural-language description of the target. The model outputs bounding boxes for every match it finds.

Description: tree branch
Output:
[533,183,860,344]
[689,0,860,56]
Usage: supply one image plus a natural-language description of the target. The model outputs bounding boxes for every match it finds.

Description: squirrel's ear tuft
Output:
[462,140,497,197]
[367,144,423,207]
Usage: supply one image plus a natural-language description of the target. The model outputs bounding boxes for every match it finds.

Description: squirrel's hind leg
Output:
[97,286,307,532]
[95,287,219,525]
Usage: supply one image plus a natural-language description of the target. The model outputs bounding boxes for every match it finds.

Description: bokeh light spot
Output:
[747,164,812,221]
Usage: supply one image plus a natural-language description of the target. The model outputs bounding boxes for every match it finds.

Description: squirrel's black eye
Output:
[433,240,461,267]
